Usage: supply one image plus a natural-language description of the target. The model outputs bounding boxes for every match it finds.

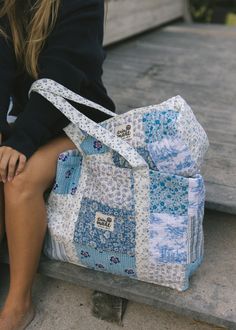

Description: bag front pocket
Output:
[73,160,136,256]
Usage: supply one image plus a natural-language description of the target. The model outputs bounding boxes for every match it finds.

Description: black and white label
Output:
[95,212,115,232]
[115,123,133,140]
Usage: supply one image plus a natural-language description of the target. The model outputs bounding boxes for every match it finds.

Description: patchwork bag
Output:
[30,78,209,291]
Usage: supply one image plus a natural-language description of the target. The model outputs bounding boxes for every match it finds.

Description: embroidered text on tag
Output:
[115,124,133,140]
[95,212,115,231]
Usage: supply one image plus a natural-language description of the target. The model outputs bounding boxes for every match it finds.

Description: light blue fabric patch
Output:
[74,243,137,278]
[142,109,179,144]
[52,150,82,195]
[80,135,109,155]
[149,170,189,216]
[147,136,197,176]
[73,198,136,255]
[149,213,188,264]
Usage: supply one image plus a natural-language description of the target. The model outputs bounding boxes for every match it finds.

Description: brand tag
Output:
[115,123,133,140]
[95,212,115,232]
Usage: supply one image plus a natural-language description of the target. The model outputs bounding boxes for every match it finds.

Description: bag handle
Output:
[30,79,117,118]
[29,79,148,170]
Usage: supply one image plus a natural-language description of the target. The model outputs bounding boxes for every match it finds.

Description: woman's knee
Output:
[3,134,76,200]
[3,153,55,200]
[3,168,46,201]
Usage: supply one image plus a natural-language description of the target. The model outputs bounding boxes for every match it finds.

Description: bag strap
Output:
[29,78,148,170]
[30,79,117,118]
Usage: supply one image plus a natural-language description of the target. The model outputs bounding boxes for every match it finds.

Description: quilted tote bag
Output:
[30,78,209,291]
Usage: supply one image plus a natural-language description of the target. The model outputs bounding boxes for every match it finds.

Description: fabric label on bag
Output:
[95,212,115,232]
[115,124,133,140]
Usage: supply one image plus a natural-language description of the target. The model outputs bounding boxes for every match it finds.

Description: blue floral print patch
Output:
[80,135,109,155]
[75,243,137,278]
[112,109,179,169]
[73,198,136,255]
[52,149,82,195]
[149,170,189,216]
[142,109,179,144]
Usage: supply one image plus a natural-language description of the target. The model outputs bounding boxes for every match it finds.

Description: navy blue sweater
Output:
[0,0,116,160]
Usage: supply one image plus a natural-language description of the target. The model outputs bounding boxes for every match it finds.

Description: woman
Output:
[0,0,115,328]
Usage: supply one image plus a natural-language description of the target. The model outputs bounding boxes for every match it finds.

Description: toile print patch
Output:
[115,123,133,140]
[95,212,115,232]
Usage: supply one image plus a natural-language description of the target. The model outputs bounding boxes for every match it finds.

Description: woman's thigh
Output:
[0,182,4,231]
[5,132,77,194]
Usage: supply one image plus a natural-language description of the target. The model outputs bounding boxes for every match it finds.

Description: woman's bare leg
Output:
[0,182,5,243]
[0,133,77,329]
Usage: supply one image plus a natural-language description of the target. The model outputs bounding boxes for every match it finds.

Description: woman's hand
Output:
[0,144,27,183]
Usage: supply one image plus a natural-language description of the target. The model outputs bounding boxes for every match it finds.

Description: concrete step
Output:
[0,263,221,330]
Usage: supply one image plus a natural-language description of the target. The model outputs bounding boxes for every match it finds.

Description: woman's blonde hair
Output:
[0,0,109,79]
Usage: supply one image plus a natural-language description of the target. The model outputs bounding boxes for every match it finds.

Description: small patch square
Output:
[149,213,189,264]
[147,137,197,176]
[80,135,109,155]
[142,110,178,144]
[149,170,189,216]
[52,150,82,195]
[95,212,115,232]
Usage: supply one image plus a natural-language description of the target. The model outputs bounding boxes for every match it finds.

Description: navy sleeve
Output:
[0,16,17,140]
[0,0,110,160]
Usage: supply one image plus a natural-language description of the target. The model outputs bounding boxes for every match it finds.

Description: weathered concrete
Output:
[91,291,128,324]
[0,262,224,330]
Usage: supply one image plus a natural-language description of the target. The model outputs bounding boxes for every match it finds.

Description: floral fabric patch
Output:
[149,170,189,216]
[75,243,137,277]
[147,137,198,176]
[80,135,109,155]
[149,213,188,264]
[142,109,178,144]
[73,198,136,255]
[83,160,135,211]
[52,149,82,195]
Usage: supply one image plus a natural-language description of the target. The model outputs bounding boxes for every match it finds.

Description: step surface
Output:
[102,23,236,215]
[0,266,219,330]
